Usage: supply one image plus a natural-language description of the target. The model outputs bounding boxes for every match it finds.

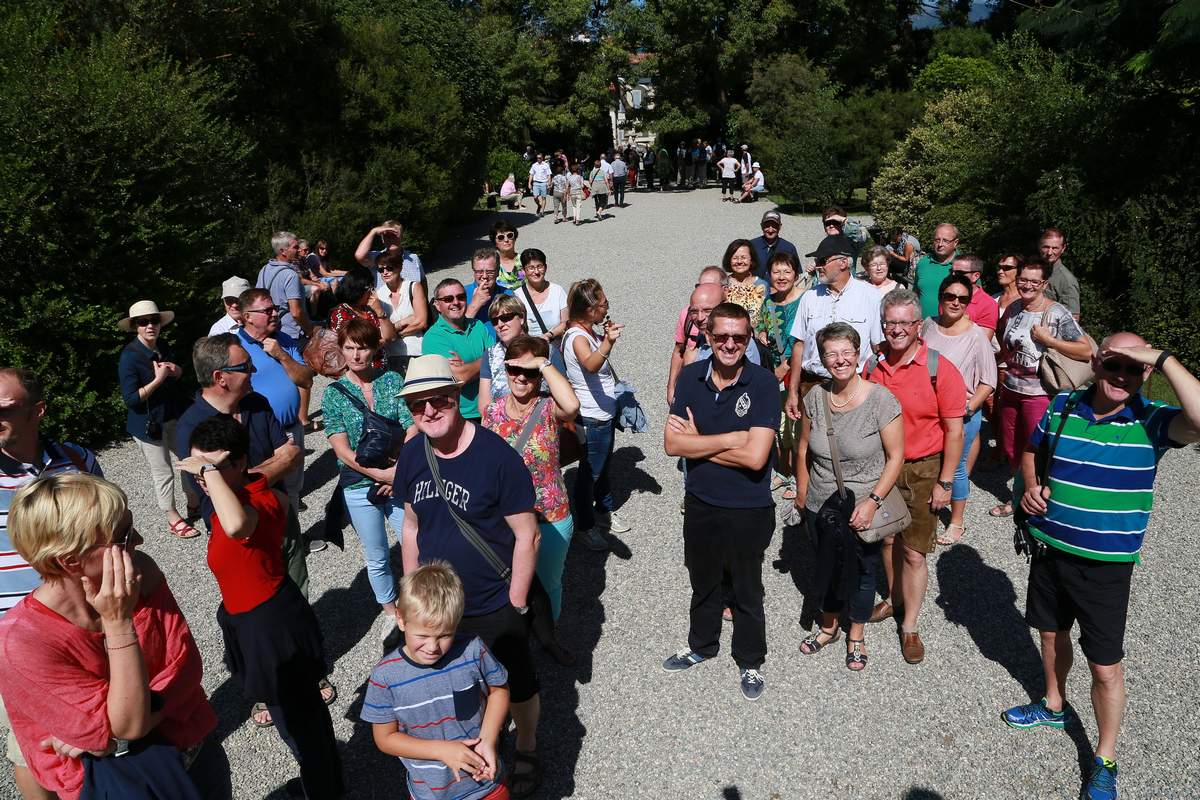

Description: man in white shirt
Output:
[527,153,553,218]
[716,153,740,201]
[354,220,426,290]
[209,276,251,336]
[784,234,884,419]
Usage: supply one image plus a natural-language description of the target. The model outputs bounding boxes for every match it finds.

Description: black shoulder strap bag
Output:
[326,381,406,469]
[1014,389,1084,561]
[421,436,556,642]
[521,284,551,338]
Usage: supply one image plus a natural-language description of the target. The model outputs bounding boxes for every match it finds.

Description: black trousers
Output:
[268,670,344,798]
[683,495,775,669]
[612,175,627,206]
[721,176,738,195]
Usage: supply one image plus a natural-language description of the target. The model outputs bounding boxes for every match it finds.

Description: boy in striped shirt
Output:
[363,562,511,800]
[1002,333,1200,800]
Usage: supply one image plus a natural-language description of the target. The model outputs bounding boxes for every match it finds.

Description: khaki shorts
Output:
[897,454,942,554]
[0,694,26,767]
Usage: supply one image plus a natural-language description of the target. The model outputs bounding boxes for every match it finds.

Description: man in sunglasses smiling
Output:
[421,278,496,421]
[1003,333,1200,799]
[664,303,780,701]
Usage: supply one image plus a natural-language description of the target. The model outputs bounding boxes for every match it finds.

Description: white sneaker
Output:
[579,528,610,552]
[596,510,631,534]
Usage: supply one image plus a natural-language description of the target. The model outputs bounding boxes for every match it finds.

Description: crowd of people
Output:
[0,188,1195,800]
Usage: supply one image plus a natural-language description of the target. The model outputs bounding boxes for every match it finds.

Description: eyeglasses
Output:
[494,233,516,242]
[932,237,958,244]
[218,361,256,374]
[710,333,750,346]
[491,312,521,324]
[1099,358,1144,376]
[1016,279,1045,288]
[408,394,457,413]
[505,365,541,380]
[940,292,970,305]
[523,264,546,272]
[133,315,161,327]
[473,269,497,277]
[883,320,919,330]
[244,305,284,316]
[821,350,858,362]
[436,293,467,303]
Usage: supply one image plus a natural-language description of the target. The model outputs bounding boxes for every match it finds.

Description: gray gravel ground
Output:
[5,187,1198,799]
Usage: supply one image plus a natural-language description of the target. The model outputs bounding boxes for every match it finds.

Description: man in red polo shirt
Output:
[951,254,999,338]
[865,288,966,664]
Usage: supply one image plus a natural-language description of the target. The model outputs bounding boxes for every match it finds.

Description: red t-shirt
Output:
[0,579,214,800]
[965,286,999,331]
[867,342,967,460]
[207,475,287,614]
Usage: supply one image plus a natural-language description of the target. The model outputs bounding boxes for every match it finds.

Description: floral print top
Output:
[322,370,413,489]
[756,294,803,368]
[482,397,569,523]
[726,278,769,328]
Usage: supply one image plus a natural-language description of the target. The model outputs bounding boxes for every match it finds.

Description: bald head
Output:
[1100,332,1147,352]
[689,283,724,331]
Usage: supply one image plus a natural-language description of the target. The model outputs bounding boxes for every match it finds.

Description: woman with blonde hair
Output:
[0,474,227,799]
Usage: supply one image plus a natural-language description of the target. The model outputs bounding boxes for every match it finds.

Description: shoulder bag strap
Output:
[422,437,512,582]
[1039,390,1083,485]
[512,398,549,456]
[327,381,369,414]
[821,390,848,499]
[521,284,550,335]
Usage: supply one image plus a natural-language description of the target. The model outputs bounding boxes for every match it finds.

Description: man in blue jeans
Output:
[663,303,778,701]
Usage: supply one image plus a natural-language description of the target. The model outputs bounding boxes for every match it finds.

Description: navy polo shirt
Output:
[671,359,780,508]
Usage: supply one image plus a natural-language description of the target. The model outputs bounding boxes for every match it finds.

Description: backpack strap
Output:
[925,347,939,389]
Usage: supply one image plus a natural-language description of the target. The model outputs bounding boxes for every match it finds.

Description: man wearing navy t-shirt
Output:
[663,303,780,701]
[395,354,544,798]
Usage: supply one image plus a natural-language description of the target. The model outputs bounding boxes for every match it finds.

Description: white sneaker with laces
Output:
[597,510,631,533]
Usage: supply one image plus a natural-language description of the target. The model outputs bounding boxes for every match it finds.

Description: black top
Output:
[117,338,183,442]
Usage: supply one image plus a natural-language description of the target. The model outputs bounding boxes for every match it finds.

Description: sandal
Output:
[250,702,273,728]
[318,678,337,706]
[168,518,200,539]
[846,638,868,671]
[799,627,840,655]
[770,474,789,491]
[510,750,542,799]
[988,502,1014,518]
[782,485,797,500]
[937,522,966,547]
[303,419,324,433]
[867,599,897,624]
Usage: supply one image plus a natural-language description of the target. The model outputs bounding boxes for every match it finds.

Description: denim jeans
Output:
[537,516,575,619]
[805,512,882,624]
[343,484,404,606]
[573,417,615,532]
[952,408,983,501]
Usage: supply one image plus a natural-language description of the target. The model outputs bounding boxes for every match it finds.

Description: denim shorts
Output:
[531,181,548,197]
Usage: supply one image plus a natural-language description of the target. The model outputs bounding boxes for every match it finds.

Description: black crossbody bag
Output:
[1014,389,1083,561]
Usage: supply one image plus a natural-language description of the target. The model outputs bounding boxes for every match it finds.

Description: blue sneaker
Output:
[1083,757,1118,800]
[1001,698,1067,729]
[662,649,708,672]
[739,668,764,701]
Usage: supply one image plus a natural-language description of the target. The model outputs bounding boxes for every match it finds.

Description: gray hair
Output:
[193,333,242,387]
[471,248,499,269]
[698,265,730,288]
[881,287,920,317]
[296,239,310,251]
[934,222,960,239]
[953,254,984,274]
[270,230,296,255]
[863,245,889,265]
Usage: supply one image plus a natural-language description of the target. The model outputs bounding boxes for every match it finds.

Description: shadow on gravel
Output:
[934,545,1096,785]
[425,210,540,275]
[771,521,822,630]
[903,788,945,799]
[608,445,663,508]
[300,449,337,501]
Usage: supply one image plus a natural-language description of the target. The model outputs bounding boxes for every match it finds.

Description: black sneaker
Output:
[739,668,764,700]
[662,649,708,672]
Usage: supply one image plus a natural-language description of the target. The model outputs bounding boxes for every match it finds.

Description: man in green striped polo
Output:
[1001,332,1200,800]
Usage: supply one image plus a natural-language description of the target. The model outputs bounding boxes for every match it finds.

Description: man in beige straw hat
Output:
[394,354,545,798]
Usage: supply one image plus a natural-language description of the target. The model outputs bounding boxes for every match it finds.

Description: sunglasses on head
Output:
[408,394,457,413]
[1100,358,1144,377]
[437,293,467,303]
[133,315,161,327]
[491,312,520,324]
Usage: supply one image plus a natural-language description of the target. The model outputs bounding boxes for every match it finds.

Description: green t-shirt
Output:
[420,316,496,419]
[915,252,956,319]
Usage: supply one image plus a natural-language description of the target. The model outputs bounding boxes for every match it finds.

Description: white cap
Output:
[221,276,251,301]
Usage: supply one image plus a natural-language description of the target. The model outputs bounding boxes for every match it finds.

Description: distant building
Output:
[610,57,656,153]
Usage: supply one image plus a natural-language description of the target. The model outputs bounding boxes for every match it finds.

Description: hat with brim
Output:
[751,161,761,168]
[761,210,783,226]
[118,300,175,332]
[221,276,251,301]
[805,234,857,260]
[397,355,462,398]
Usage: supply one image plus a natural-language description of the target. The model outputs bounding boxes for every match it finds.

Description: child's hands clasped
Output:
[437,738,488,782]
[472,737,498,782]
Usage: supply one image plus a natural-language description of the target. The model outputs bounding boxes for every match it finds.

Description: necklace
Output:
[507,394,538,421]
[829,377,861,409]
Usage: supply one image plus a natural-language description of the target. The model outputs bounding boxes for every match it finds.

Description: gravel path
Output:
[5,187,1198,799]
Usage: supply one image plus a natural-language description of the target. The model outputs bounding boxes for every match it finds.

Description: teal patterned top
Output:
[322,370,414,489]
[757,294,803,367]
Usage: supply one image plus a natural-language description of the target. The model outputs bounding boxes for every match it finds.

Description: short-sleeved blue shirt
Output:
[256,259,307,340]
[464,282,513,339]
[671,359,780,508]
[395,425,536,616]
[237,328,304,427]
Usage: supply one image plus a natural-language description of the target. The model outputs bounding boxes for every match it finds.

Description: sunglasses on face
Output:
[436,293,467,303]
[1100,358,1144,377]
[505,365,541,380]
[940,292,970,305]
[473,269,497,277]
[378,263,401,273]
[408,394,457,413]
[491,312,521,324]
[494,233,516,242]
[110,519,137,548]
[245,305,284,316]
[999,263,1019,271]
[133,316,161,327]
[218,361,256,374]
[710,333,750,346]
[816,256,847,267]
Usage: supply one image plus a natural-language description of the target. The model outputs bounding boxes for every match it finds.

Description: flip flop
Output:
[937,523,966,546]
[988,503,1014,518]
[250,703,273,728]
[167,518,200,539]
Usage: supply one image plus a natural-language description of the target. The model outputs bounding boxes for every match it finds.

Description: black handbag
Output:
[326,381,405,469]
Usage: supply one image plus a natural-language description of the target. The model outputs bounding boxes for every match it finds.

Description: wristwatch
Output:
[199,463,218,476]
[868,492,885,508]
[513,604,529,615]
[537,359,551,373]
[936,479,953,492]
